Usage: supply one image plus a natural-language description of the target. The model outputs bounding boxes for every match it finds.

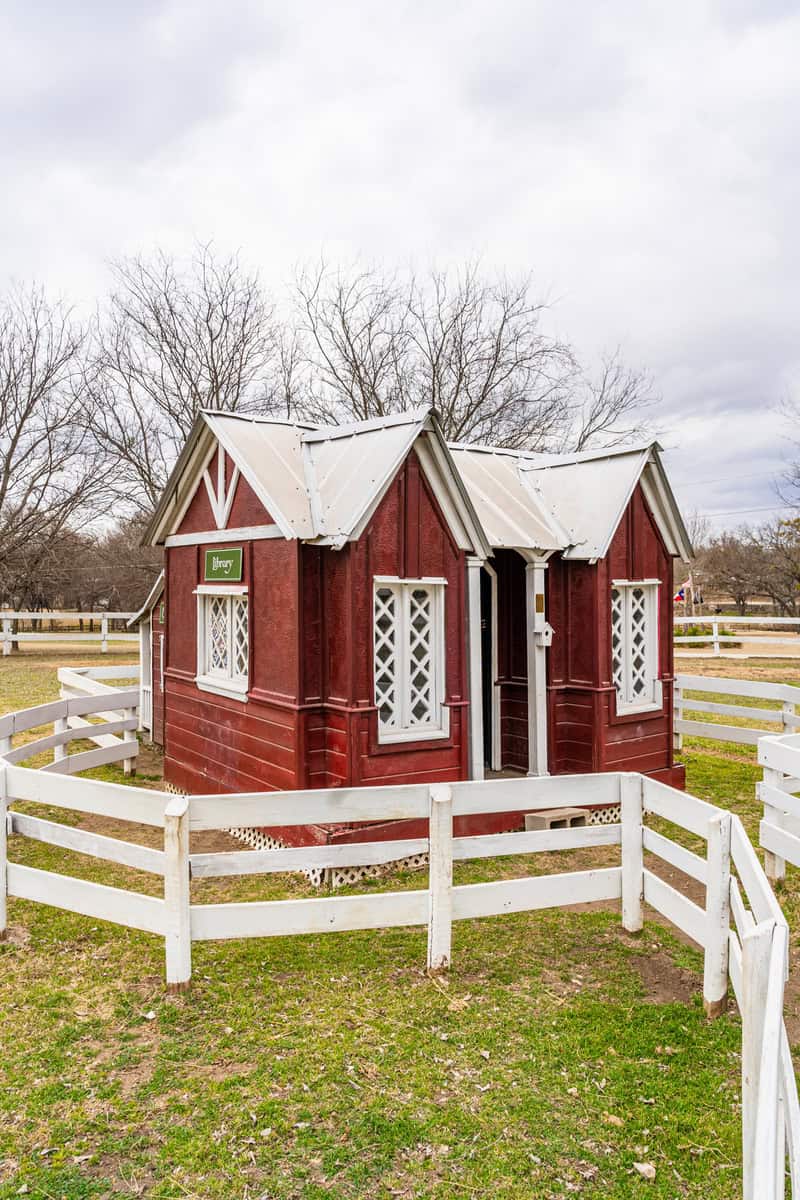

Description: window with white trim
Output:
[196,590,249,699]
[373,580,447,742]
[611,581,661,713]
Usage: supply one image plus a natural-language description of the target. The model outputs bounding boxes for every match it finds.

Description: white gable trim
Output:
[202,446,241,531]
[414,432,490,557]
[165,436,218,541]
[639,460,692,562]
[165,525,284,548]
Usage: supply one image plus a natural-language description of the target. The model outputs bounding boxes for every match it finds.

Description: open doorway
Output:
[480,564,499,770]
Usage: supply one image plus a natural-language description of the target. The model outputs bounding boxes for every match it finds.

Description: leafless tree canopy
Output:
[0,286,107,575]
[86,245,280,516]
[1,250,663,610]
[293,262,655,451]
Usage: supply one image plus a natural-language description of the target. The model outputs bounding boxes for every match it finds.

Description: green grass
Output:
[0,648,787,1199]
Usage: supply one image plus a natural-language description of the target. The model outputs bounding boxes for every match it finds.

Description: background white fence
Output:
[675,674,800,749]
[0,683,139,775]
[1,611,137,655]
[0,756,795,1197]
[675,615,800,657]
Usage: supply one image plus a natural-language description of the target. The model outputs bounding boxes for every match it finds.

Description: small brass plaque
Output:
[535,594,545,613]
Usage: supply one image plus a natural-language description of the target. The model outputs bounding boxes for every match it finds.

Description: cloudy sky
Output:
[1,0,798,533]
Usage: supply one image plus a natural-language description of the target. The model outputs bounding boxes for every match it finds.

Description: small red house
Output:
[143,408,692,813]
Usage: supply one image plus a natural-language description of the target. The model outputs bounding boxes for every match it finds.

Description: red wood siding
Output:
[494,550,528,772]
[494,485,683,786]
[162,443,471,796]
[299,449,469,790]
[162,451,301,793]
[596,484,679,780]
[176,448,273,534]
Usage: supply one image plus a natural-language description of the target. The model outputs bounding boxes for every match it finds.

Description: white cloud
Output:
[1,0,798,531]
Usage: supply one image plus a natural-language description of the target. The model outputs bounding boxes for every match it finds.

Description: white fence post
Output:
[782,699,795,736]
[703,811,731,1018]
[53,715,68,765]
[0,765,7,940]
[164,795,191,990]
[101,615,109,654]
[712,618,721,657]
[122,709,136,776]
[742,920,776,1199]
[762,765,787,885]
[620,773,644,934]
[427,783,453,971]
[2,619,11,656]
[673,681,683,751]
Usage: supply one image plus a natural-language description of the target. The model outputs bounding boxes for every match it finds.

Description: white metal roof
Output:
[521,444,692,560]
[146,408,691,563]
[448,440,691,561]
[447,446,567,552]
[146,408,491,557]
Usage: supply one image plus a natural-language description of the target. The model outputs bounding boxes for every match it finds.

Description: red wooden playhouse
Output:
[137,407,692,851]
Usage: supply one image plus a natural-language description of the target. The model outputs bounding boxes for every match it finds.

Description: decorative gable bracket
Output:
[203,451,240,531]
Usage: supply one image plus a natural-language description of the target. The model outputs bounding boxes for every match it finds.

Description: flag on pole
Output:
[674,580,690,603]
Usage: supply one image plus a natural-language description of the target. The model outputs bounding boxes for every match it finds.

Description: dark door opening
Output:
[480,568,493,767]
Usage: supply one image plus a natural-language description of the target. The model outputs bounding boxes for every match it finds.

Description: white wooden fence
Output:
[675,615,800,657]
[1,611,137,655]
[0,756,796,1196]
[675,674,800,749]
[0,687,139,775]
[758,733,800,885]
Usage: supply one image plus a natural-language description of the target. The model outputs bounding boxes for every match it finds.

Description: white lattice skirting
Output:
[227,806,621,888]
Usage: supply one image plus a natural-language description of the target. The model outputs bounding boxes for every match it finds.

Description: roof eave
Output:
[143,416,212,547]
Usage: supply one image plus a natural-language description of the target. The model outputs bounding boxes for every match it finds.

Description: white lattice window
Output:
[195,587,249,701]
[373,579,448,743]
[611,581,661,713]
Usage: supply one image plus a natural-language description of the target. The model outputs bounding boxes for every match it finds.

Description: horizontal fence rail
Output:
[1,611,136,655]
[758,734,800,895]
[675,615,800,658]
[0,686,140,776]
[0,748,797,1196]
[675,674,800,750]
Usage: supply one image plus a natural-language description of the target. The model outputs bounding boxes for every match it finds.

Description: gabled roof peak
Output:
[146,408,690,564]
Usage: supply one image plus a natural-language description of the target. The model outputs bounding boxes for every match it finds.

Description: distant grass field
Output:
[0,649,794,1199]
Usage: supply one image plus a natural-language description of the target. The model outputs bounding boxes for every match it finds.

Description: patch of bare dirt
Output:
[627,950,697,1005]
[1,925,31,946]
[129,742,164,780]
[74,810,244,855]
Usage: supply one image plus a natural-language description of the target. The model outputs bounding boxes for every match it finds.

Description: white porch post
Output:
[525,558,550,777]
[467,556,485,781]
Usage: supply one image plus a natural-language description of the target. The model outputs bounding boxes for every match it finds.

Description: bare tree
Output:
[571,349,657,451]
[754,518,800,616]
[86,245,280,516]
[293,261,653,452]
[0,285,107,594]
[294,263,416,423]
[699,529,769,615]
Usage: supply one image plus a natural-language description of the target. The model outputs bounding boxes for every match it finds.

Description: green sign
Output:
[204,548,243,582]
